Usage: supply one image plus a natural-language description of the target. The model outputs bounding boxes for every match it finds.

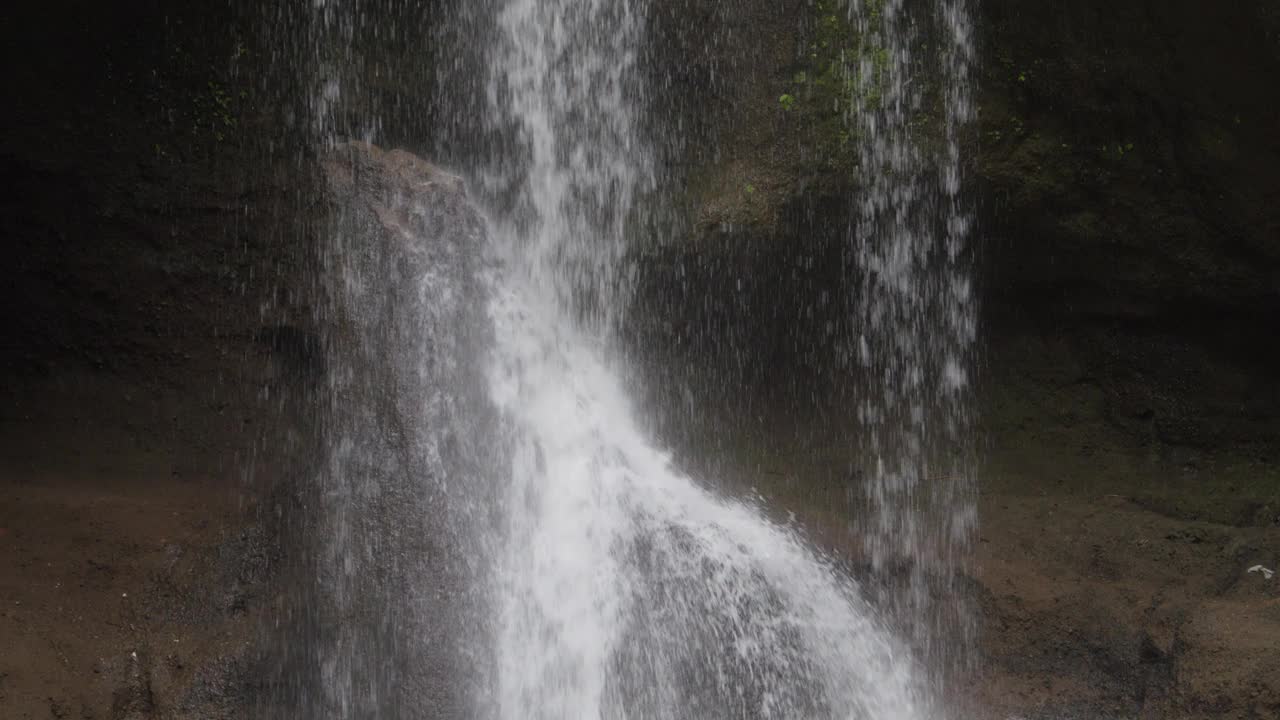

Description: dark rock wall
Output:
[2,1,286,380]
[624,0,1280,512]
[976,0,1280,500]
[982,0,1280,327]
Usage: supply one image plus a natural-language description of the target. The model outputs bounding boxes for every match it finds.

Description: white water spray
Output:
[477,0,961,716]
[296,0,978,716]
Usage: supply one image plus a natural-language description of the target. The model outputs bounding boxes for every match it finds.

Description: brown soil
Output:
[974,490,1280,720]
[0,465,244,719]
[0,360,280,719]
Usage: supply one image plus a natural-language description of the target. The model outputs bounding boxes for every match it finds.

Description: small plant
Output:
[1100,142,1136,159]
[193,80,238,143]
[779,93,796,111]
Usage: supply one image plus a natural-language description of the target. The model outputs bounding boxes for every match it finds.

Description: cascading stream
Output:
[474,0,973,717]
[484,282,936,718]
[299,0,977,717]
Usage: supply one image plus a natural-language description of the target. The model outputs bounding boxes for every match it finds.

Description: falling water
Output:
[473,0,971,717]
[845,0,978,682]
[286,0,978,716]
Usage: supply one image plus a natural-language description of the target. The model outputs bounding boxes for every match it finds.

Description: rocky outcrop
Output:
[257,141,496,718]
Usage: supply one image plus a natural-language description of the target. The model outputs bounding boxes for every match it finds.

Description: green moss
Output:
[780,0,919,174]
[680,0,929,231]
[147,39,251,158]
[195,80,239,143]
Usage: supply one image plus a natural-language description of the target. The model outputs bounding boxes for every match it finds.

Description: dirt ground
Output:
[969,335,1280,719]
[1,379,249,712]
[0,335,286,719]
[0,457,248,719]
[973,491,1280,720]
[725,451,1280,720]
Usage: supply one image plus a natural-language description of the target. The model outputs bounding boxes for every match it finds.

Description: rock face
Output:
[630,0,1280,518]
[981,0,1280,322]
[635,0,1280,464]
[623,2,1280,718]
[977,0,1280,477]
[258,141,497,719]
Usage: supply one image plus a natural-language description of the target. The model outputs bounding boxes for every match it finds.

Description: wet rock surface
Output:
[263,140,494,718]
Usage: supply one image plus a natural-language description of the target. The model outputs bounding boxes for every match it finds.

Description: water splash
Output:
[485,281,935,718]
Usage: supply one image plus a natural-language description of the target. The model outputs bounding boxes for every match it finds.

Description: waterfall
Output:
[285,0,978,717]
[845,0,978,681]
[474,0,968,717]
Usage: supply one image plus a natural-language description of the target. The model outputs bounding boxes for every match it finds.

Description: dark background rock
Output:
[978,0,1280,463]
